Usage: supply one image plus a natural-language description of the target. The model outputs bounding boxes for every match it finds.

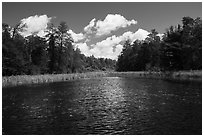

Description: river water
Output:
[2,77,202,135]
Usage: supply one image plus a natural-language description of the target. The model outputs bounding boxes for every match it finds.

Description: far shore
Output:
[2,71,202,88]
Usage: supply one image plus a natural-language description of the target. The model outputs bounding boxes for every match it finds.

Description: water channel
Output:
[2,77,202,134]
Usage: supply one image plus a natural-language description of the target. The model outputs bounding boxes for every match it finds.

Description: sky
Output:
[2,2,202,59]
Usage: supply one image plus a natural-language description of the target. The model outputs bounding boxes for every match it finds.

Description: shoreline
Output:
[109,71,202,81]
[2,71,202,88]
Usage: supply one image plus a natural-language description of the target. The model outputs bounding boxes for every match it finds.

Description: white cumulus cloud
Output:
[68,29,85,42]
[76,43,92,56]
[84,18,96,34]
[95,14,137,36]
[121,29,150,43]
[19,15,52,37]
[83,14,137,36]
[77,28,149,60]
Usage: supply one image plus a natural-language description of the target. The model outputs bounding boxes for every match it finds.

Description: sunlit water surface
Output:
[3,77,202,135]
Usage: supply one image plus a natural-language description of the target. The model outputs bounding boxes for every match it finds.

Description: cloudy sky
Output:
[2,2,202,59]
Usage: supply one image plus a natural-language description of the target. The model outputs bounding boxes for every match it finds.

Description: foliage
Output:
[2,16,201,76]
[2,22,116,76]
[116,17,202,72]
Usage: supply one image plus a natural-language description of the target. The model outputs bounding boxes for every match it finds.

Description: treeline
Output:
[2,22,116,76]
[2,16,202,76]
[116,17,202,71]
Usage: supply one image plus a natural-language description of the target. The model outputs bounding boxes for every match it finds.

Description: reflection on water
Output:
[2,77,202,135]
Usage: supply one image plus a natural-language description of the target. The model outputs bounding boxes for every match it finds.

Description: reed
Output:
[2,71,201,88]
[108,71,202,81]
[2,72,109,87]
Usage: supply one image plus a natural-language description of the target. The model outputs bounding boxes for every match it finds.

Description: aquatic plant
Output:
[2,71,201,88]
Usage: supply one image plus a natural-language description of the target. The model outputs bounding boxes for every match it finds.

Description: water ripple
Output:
[2,77,202,135]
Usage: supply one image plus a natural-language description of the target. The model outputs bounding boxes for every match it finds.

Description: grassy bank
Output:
[2,71,202,87]
[109,71,202,81]
[2,72,109,88]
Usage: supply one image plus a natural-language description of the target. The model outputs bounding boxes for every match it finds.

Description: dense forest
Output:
[116,17,202,71]
[2,22,116,76]
[2,16,202,76]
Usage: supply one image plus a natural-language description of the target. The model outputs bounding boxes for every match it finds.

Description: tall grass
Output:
[109,71,202,80]
[2,72,109,87]
[2,71,201,87]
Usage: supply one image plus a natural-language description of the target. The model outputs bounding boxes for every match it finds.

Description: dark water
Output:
[2,77,202,135]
